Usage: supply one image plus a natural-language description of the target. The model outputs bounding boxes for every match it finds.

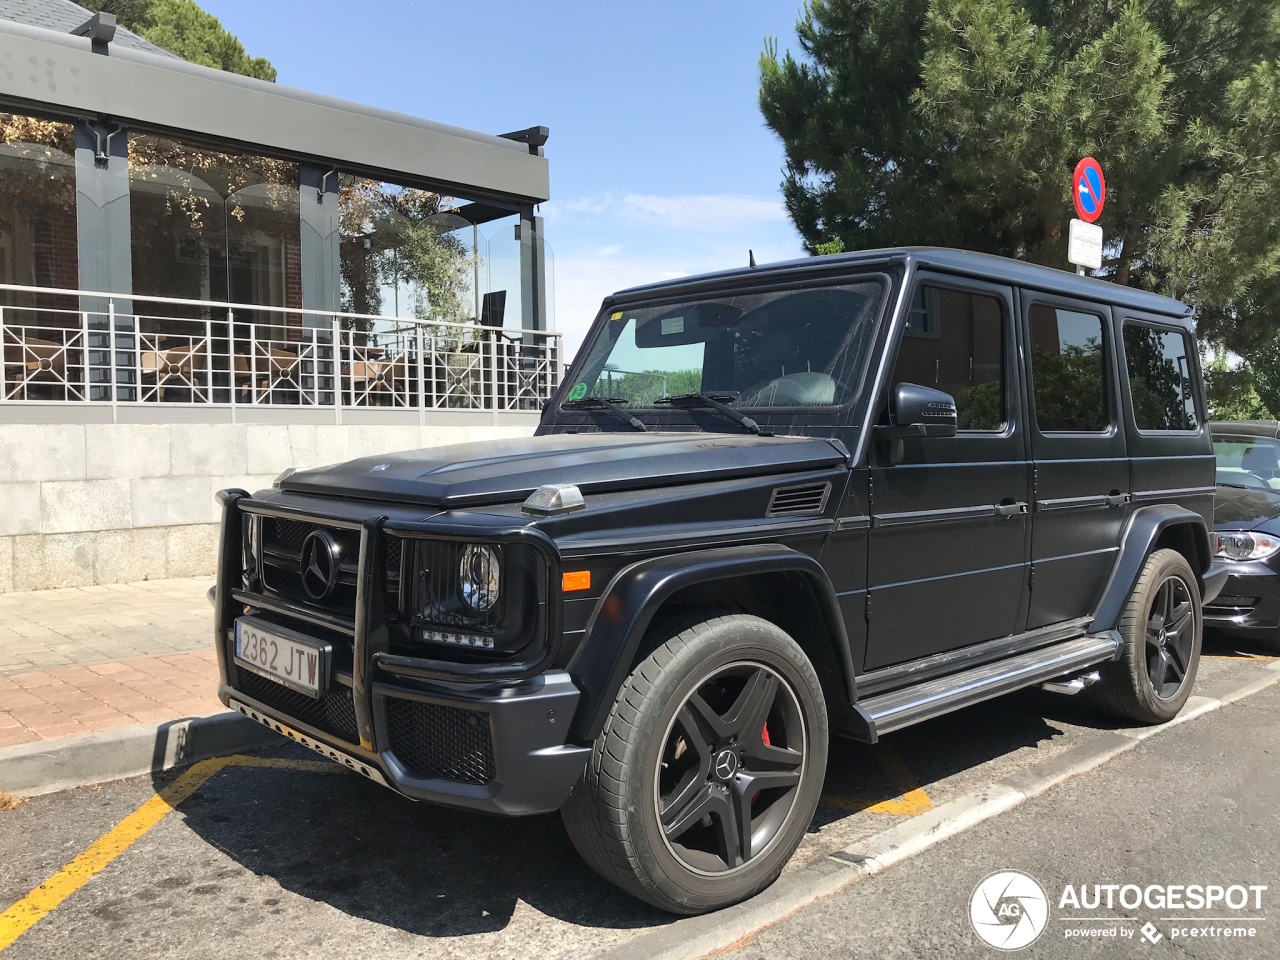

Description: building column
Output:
[518,208,548,333]
[299,165,341,321]
[74,119,133,400]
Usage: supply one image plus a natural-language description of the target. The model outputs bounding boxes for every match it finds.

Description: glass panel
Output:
[1029,305,1109,432]
[1215,438,1280,486]
[892,286,1004,430]
[129,134,299,317]
[338,176,481,324]
[1124,323,1200,431]
[0,113,81,400]
[128,133,300,403]
[570,281,883,408]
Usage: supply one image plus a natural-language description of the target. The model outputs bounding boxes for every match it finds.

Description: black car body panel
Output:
[278,433,850,508]
[211,248,1215,815]
[1206,422,1280,639]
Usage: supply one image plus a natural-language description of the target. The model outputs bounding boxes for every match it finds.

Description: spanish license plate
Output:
[233,618,330,698]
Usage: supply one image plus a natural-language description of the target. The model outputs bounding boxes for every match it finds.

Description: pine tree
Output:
[80,0,275,81]
[760,0,1280,363]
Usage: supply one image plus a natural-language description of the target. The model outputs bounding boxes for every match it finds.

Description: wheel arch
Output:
[566,545,855,742]
[1088,504,1211,634]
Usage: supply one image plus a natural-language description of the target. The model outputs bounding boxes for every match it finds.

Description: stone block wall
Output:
[0,421,536,592]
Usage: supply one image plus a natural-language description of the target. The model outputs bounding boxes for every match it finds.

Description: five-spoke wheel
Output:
[656,662,806,875]
[1145,573,1196,700]
[1093,548,1203,723]
[561,614,828,914]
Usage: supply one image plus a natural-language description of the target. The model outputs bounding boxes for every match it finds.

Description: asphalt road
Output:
[732,681,1280,960]
[0,640,1274,960]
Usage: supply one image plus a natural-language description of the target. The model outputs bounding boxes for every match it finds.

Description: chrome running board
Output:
[847,632,1122,743]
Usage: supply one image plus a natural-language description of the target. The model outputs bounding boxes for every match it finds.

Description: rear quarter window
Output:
[1122,322,1200,431]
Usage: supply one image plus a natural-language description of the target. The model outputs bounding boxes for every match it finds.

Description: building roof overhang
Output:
[0,17,549,206]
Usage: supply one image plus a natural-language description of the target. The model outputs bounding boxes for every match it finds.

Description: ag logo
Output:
[970,870,1049,950]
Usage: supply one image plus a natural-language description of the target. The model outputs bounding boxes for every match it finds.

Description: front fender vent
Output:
[767,481,832,517]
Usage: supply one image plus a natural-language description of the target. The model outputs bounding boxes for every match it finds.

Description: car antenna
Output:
[749,249,756,268]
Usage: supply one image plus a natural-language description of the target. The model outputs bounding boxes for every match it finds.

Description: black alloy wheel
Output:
[1092,548,1203,724]
[1145,574,1196,700]
[560,613,828,914]
[655,661,806,875]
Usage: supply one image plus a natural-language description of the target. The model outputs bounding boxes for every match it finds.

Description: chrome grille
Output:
[250,515,402,618]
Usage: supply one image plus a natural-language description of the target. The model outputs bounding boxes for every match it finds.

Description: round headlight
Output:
[458,544,500,613]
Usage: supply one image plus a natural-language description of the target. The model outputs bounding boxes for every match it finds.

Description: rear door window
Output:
[1028,305,1110,433]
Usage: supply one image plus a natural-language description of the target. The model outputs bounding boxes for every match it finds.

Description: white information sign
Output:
[1068,218,1104,270]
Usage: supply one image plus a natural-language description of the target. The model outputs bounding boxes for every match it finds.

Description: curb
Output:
[0,711,281,797]
[601,660,1280,960]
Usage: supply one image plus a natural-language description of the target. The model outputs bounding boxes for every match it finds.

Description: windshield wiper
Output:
[655,392,770,436]
[562,395,648,432]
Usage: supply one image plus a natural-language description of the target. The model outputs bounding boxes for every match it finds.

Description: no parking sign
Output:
[1073,157,1106,223]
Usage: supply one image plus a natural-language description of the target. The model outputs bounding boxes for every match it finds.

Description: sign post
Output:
[1068,157,1106,275]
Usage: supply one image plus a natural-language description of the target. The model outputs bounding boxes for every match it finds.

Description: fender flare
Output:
[1088,503,1212,634]
[566,544,855,742]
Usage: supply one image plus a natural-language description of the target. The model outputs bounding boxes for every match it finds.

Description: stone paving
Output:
[0,577,221,749]
[0,577,213,676]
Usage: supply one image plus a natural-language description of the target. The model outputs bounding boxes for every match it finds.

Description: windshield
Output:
[566,279,885,409]
[1215,436,1280,490]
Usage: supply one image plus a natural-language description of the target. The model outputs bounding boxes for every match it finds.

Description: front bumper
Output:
[219,667,590,816]
[212,489,588,816]
[1202,558,1280,638]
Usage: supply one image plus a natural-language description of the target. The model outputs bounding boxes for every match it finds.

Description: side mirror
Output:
[873,383,958,464]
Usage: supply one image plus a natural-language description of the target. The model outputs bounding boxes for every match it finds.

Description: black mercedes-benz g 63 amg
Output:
[212,248,1226,914]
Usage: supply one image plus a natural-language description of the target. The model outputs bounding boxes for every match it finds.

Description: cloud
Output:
[547,191,788,232]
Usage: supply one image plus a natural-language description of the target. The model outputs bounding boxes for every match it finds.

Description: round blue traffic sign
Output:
[1073,157,1106,223]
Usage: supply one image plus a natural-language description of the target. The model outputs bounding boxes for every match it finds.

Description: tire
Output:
[560,614,828,914]
[1092,548,1203,723]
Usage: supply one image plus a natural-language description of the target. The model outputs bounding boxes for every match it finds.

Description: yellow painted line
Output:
[0,754,350,952]
[821,744,935,817]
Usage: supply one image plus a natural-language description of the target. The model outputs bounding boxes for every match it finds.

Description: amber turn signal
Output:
[562,570,591,592]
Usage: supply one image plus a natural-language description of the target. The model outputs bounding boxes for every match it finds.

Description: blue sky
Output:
[199,0,809,353]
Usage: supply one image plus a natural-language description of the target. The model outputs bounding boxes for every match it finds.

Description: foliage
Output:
[592,368,702,405]
[338,176,476,329]
[81,0,276,81]
[0,116,76,217]
[760,1,1280,378]
[1204,355,1274,421]
[1029,342,1107,431]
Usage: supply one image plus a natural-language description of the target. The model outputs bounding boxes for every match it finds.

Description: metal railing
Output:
[0,283,561,420]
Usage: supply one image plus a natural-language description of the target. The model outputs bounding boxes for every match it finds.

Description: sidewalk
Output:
[0,578,221,749]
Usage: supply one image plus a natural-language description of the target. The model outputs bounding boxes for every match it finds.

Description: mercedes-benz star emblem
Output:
[299,530,341,600]
[714,749,739,781]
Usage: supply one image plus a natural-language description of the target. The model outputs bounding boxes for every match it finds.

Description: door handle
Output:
[1104,492,1131,508]
[994,501,1028,518]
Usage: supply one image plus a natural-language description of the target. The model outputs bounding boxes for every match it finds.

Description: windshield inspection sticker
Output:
[567,383,588,401]
[610,311,624,321]
[661,316,685,336]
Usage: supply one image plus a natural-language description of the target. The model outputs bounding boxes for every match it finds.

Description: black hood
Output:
[1213,483,1280,531]
[278,432,848,509]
